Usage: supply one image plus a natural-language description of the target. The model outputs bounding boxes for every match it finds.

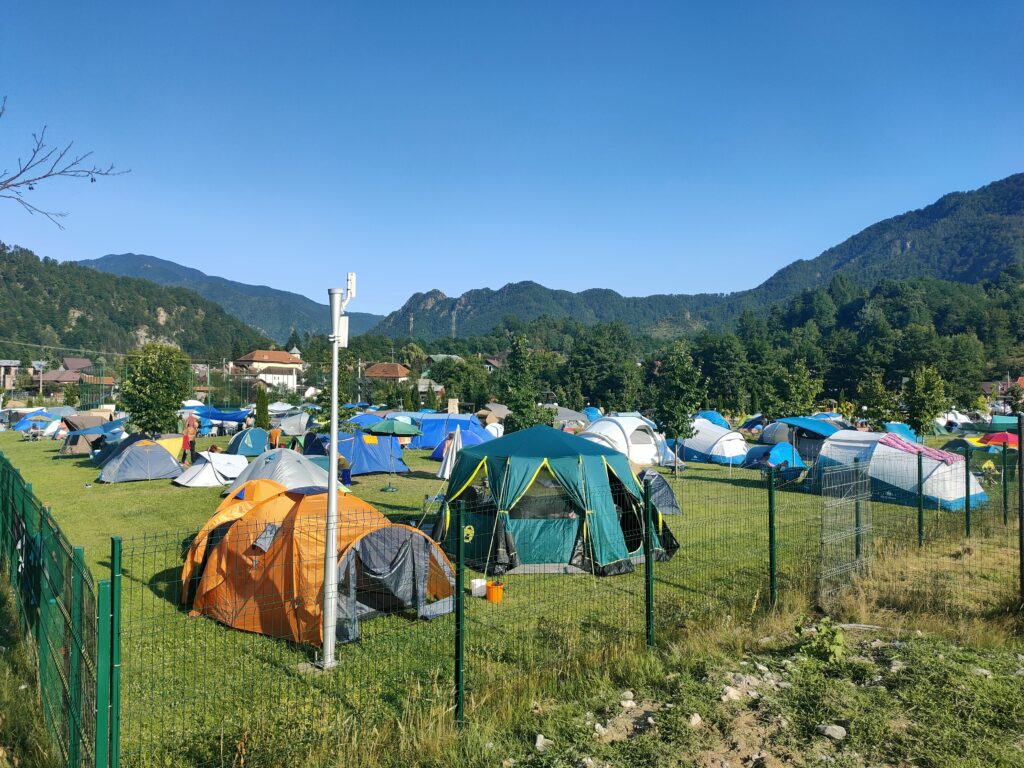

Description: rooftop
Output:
[236,350,303,365]
[364,362,411,379]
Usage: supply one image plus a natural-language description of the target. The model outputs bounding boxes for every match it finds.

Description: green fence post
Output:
[95,580,112,768]
[965,448,972,538]
[643,476,654,647]
[917,451,925,547]
[853,458,862,562]
[767,467,777,607]
[454,501,465,728]
[69,546,85,768]
[110,537,123,768]
[1003,445,1009,526]
[1018,414,1024,603]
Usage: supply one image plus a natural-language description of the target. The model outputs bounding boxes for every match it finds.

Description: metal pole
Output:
[643,476,654,647]
[69,546,85,768]
[965,447,972,538]
[95,580,112,768]
[853,457,862,562]
[454,500,466,726]
[917,451,924,547]
[110,537,122,768]
[1003,445,1010,526]
[767,467,777,606]
[1018,414,1023,602]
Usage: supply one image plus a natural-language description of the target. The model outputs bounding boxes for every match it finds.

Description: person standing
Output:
[181,422,198,465]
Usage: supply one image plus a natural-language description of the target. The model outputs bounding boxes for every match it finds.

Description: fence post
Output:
[1018,414,1024,603]
[110,537,123,768]
[767,467,777,606]
[454,501,465,728]
[965,448,972,538]
[853,458,862,562]
[1003,445,1010,526]
[643,476,654,647]
[95,580,112,768]
[69,546,85,768]
[917,451,925,547]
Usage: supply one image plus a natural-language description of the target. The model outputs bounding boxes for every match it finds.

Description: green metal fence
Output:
[0,451,116,768]
[3,430,1024,768]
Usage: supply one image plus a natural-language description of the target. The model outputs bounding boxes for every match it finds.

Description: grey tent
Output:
[638,469,682,515]
[273,410,312,436]
[98,438,183,483]
[60,414,109,455]
[224,449,331,496]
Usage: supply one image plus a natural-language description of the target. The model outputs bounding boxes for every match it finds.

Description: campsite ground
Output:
[1,431,1023,767]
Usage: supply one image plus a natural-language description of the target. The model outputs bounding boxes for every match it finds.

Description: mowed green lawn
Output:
[0,430,1020,767]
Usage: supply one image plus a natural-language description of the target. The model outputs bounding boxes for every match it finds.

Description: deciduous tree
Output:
[119,344,190,434]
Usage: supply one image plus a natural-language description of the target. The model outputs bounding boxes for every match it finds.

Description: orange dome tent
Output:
[183,487,455,644]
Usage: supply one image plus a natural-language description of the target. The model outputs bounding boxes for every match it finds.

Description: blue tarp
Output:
[338,432,409,475]
[776,416,840,439]
[582,406,602,423]
[66,417,128,437]
[883,422,919,442]
[742,442,807,481]
[14,411,58,431]
[185,405,251,422]
[408,413,493,450]
[429,428,488,460]
[696,410,730,430]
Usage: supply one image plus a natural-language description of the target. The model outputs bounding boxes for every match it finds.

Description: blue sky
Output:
[2,2,1022,315]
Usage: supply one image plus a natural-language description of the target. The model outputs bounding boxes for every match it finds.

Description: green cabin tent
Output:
[432,425,678,576]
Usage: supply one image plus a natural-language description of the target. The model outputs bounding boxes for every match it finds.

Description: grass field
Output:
[1,430,1023,767]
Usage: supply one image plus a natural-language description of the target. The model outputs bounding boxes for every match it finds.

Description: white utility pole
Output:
[320,273,355,670]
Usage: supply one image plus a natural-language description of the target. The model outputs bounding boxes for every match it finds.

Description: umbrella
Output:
[979,432,1018,448]
[366,419,423,437]
[366,419,422,491]
[437,426,462,480]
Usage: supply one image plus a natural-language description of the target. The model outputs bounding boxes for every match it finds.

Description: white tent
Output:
[579,415,670,466]
[225,449,338,496]
[674,418,747,466]
[437,426,462,480]
[182,399,205,408]
[174,452,250,488]
[267,401,294,414]
[937,410,972,430]
[485,422,504,439]
[43,418,64,438]
[814,431,986,510]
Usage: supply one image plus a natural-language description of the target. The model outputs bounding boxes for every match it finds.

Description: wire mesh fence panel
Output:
[818,463,872,606]
[117,495,455,768]
[0,454,100,768]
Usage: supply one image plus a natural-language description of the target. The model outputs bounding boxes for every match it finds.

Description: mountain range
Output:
[79,253,384,343]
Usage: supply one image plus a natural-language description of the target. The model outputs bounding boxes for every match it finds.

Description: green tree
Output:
[1007,383,1024,415]
[254,386,270,429]
[775,360,823,416]
[652,341,706,467]
[857,370,899,430]
[501,335,551,433]
[904,365,948,436]
[119,344,191,434]
[63,381,79,408]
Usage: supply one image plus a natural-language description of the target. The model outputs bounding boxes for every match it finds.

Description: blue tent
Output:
[98,438,182,483]
[696,410,730,430]
[13,411,57,431]
[883,422,918,443]
[429,428,488,460]
[408,413,493,450]
[338,432,409,475]
[582,406,602,423]
[348,413,384,428]
[741,442,806,481]
[227,427,269,456]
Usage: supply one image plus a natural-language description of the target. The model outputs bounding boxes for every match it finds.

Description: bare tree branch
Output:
[0,96,129,229]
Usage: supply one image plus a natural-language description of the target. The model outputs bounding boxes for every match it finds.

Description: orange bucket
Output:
[486,580,504,604]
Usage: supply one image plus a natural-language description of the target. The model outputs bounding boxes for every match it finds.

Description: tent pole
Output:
[320,277,354,670]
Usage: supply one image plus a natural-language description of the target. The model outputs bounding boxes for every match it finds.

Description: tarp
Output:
[227,428,269,456]
[438,426,678,576]
[669,418,747,466]
[173,452,250,487]
[225,449,334,495]
[183,488,454,644]
[14,411,57,431]
[65,416,128,437]
[436,426,462,480]
[185,405,251,422]
[696,410,730,430]
[98,439,183,483]
[741,442,807,481]
[884,422,919,443]
[582,406,602,423]
[776,416,840,438]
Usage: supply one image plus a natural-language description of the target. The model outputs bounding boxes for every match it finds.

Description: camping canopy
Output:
[98,439,183,483]
[579,415,670,466]
[182,487,454,644]
[813,431,986,510]
[225,449,333,495]
[13,411,57,431]
[670,418,747,466]
[227,428,269,456]
[173,452,250,487]
[436,426,678,576]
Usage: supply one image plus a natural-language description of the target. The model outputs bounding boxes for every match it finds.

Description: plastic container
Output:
[341,468,352,486]
[470,578,488,598]
[486,580,504,604]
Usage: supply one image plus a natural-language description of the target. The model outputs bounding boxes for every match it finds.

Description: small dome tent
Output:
[225,449,333,496]
[432,426,678,576]
[227,428,269,456]
[813,431,987,510]
[98,439,183,483]
[763,417,839,462]
[174,452,250,487]
[741,442,807,482]
[183,488,454,644]
[670,418,747,466]
[579,415,670,466]
[338,432,409,476]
